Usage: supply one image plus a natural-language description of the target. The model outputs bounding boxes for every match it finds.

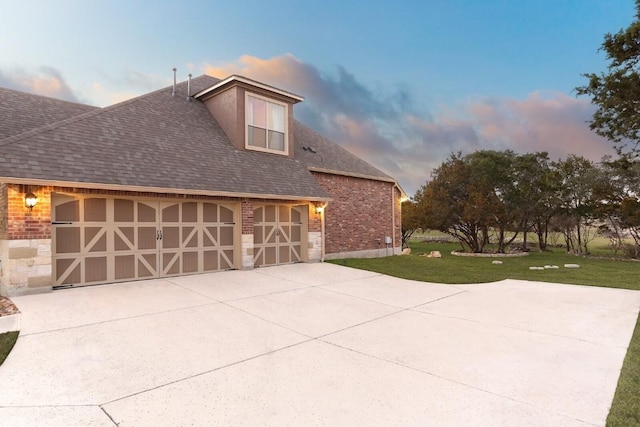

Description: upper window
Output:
[246,93,287,154]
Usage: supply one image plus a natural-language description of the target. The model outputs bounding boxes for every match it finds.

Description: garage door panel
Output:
[115,255,136,280]
[183,202,197,222]
[53,194,237,287]
[137,203,156,222]
[221,250,234,270]
[139,254,157,278]
[183,252,199,273]
[86,257,108,282]
[163,252,180,275]
[279,246,290,264]
[55,227,81,254]
[162,204,180,223]
[203,250,218,271]
[57,260,81,285]
[55,199,80,222]
[162,227,180,249]
[84,198,107,222]
[203,203,217,222]
[138,227,157,250]
[220,226,234,246]
[183,227,197,248]
[220,206,234,223]
[114,199,134,222]
[115,227,135,251]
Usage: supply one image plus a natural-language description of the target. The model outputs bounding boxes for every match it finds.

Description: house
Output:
[0,74,404,296]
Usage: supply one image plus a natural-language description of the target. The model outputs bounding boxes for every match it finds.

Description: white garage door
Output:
[52,194,237,287]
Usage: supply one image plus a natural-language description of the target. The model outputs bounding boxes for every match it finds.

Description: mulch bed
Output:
[0,296,19,317]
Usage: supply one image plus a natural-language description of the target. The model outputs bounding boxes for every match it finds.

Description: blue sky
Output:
[0,0,635,194]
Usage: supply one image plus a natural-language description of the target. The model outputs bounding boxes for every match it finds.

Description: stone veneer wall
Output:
[0,184,324,295]
[0,184,53,296]
[312,173,401,258]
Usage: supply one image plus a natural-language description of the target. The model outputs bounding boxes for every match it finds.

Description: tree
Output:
[465,150,520,253]
[595,155,640,256]
[553,155,601,254]
[512,152,559,251]
[417,153,492,253]
[401,198,421,249]
[576,0,640,157]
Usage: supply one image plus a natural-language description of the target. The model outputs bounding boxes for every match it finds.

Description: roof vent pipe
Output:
[172,68,177,97]
[187,73,192,101]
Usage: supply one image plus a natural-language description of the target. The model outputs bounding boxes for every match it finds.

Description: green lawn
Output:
[0,331,18,366]
[331,241,640,290]
[329,240,640,427]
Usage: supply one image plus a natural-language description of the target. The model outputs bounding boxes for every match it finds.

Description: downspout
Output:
[391,185,396,254]
[321,205,326,262]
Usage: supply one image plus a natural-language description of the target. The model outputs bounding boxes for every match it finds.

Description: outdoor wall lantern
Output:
[25,191,38,211]
[314,202,326,214]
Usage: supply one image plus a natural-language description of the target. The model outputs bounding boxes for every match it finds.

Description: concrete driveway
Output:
[1,263,639,426]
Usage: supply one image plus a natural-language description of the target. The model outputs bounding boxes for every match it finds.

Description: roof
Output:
[0,75,396,200]
[0,87,97,140]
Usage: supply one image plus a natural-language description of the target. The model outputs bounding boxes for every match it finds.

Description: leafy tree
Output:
[401,198,421,248]
[553,155,601,254]
[512,152,559,251]
[576,0,640,157]
[465,150,520,253]
[595,155,640,256]
[417,153,491,253]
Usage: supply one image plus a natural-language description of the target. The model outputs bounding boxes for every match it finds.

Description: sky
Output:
[0,0,636,195]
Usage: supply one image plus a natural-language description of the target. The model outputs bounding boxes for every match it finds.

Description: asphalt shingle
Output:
[0,75,394,199]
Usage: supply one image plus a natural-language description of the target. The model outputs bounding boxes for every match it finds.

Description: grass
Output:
[331,241,640,289]
[0,331,18,366]
[328,240,640,426]
[608,316,640,427]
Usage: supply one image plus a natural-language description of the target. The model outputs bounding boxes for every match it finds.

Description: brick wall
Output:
[312,173,401,255]
[241,200,254,234]
[7,184,52,240]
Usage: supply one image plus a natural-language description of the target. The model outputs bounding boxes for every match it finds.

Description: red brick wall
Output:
[241,200,254,234]
[6,184,52,240]
[313,173,401,254]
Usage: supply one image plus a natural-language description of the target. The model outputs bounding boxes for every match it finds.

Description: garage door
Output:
[52,194,237,287]
[253,205,307,267]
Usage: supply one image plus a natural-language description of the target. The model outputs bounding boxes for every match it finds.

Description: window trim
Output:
[244,91,289,155]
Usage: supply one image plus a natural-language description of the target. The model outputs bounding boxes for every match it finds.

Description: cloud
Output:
[466,92,614,163]
[204,55,615,195]
[0,66,80,102]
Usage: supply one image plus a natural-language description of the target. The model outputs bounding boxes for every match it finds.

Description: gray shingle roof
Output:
[0,75,396,199]
[0,87,97,140]
[293,122,393,181]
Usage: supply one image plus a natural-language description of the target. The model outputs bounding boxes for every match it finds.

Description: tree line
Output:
[402,150,640,257]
